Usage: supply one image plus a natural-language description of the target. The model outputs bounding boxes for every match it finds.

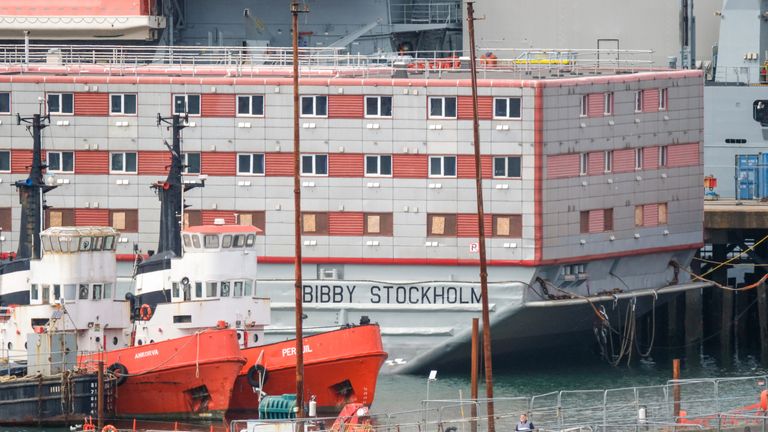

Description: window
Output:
[220,281,231,297]
[493,156,521,178]
[183,152,201,174]
[365,155,392,177]
[31,284,39,301]
[634,91,643,112]
[603,92,613,115]
[754,100,768,126]
[427,214,457,237]
[47,151,74,173]
[0,208,10,232]
[237,95,264,116]
[110,152,137,173]
[0,93,9,114]
[301,95,327,117]
[237,153,265,175]
[204,235,219,248]
[659,146,668,167]
[580,209,613,234]
[428,96,457,118]
[365,96,392,117]
[46,208,75,228]
[173,94,200,115]
[579,153,589,175]
[364,213,393,236]
[301,154,328,176]
[635,148,643,170]
[0,151,9,172]
[429,156,456,177]
[110,94,137,115]
[78,284,89,300]
[302,212,329,235]
[725,138,748,144]
[659,88,668,110]
[604,150,613,173]
[580,95,588,117]
[195,282,203,299]
[206,282,218,297]
[494,97,521,119]
[92,284,103,300]
[110,209,138,232]
[635,203,668,227]
[47,93,74,114]
[492,214,522,237]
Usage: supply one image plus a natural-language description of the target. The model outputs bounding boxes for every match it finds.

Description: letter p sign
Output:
[469,242,479,253]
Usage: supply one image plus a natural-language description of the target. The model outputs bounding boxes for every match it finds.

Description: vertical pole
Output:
[466,3,494,432]
[672,358,681,419]
[97,361,104,431]
[291,0,306,420]
[470,318,479,432]
[758,281,768,365]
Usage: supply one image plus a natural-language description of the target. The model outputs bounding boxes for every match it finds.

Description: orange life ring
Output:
[102,425,118,432]
[139,304,152,321]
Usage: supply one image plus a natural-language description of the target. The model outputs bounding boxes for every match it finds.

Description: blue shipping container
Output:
[736,154,759,200]
[759,153,768,199]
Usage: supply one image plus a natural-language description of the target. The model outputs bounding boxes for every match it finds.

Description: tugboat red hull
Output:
[228,324,387,416]
[80,329,244,421]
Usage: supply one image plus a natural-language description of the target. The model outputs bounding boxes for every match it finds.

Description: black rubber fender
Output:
[246,364,268,389]
[108,362,128,386]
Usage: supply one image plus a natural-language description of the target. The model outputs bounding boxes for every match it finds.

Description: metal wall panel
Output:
[74,93,109,116]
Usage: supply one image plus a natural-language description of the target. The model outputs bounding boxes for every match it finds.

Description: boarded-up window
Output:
[604,208,614,231]
[635,206,644,227]
[0,208,10,232]
[184,210,202,229]
[364,213,393,236]
[110,209,138,232]
[46,209,75,228]
[302,212,328,235]
[237,211,266,233]
[580,211,589,234]
[492,215,522,237]
[658,203,668,225]
[427,214,457,237]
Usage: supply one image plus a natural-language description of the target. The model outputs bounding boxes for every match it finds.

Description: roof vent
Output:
[213,218,226,225]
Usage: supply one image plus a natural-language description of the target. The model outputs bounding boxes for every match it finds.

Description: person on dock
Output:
[515,413,535,431]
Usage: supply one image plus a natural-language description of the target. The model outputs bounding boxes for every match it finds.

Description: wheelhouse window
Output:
[110,152,137,173]
[237,153,265,175]
[0,92,9,114]
[365,96,392,117]
[429,156,456,177]
[494,97,521,119]
[493,156,521,178]
[365,155,392,177]
[301,95,328,117]
[301,154,328,176]
[428,96,457,119]
[183,152,201,174]
[47,151,74,173]
[0,151,10,172]
[204,235,219,249]
[206,282,218,297]
[173,94,201,115]
[47,93,74,115]
[237,95,264,116]
[110,94,137,115]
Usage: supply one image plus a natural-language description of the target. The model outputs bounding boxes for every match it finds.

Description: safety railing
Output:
[390,1,462,25]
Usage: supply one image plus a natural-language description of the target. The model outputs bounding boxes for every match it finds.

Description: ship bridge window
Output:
[79,237,93,251]
[222,235,232,248]
[245,280,254,296]
[195,282,203,299]
[53,285,61,301]
[104,236,115,251]
[754,101,768,126]
[233,235,246,248]
[183,234,192,248]
[30,284,39,301]
[204,235,219,249]
[233,281,243,297]
[191,235,201,249]
[206,282,218,297]
[92,284,102,300]
[64,284,76,301]
[92,236,103,251]
[246,234,255,247]
[172,282,180,299]
[221,282,230,297]
[41,235,52,253]
[78,284,89,300]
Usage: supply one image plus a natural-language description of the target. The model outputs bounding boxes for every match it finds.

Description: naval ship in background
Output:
[0,0,720,373]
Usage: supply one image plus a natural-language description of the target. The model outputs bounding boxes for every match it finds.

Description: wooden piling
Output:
[684,289,702,364]
[758,282,768,365]
[720,289,734,364]
[471,318,479,432]
[97,361,104,431]
[672,358,681,418]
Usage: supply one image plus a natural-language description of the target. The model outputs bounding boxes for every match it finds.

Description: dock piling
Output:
[758,281,768,365]
[672,358,681,419]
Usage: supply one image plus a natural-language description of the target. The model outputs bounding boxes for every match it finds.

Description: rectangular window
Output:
[659,146,668,167]
[658,203,668,225]
[301,95,328,117]
[634,91,643,112]
[110,209,138,232]
[659,88,668,110]
[302,212,329,235]
[206,281,218,298]
[237,95,265,116]
[237,153,265,175]
[427,214,457,237]
[364,213,393,236]
[493,97,521,119]
[300,154,328,176]
[603,92,613,115]
[78,284,89,300]
[47,151,74,173]
[110,152,137,173]
[492,214,522,237]
[579,211,589,234]
[0,150,9,172]
[429,156,457,177]
[579,153,589,175]
[183,152,201,174]
[604,208,614,231]
[195,282,203,299]
[31,284,39,301]
[46,209,75,228]
[580,95,588,117]
[0,92,9,114]
[604,150,613,173]
[365,96,393,117]
[635,148,643,170]
[173,94,201,115]
[92,284,103,300]
[47,93,74,114]
[428,96,457,118]
[493,156,521,178]
[110,94,137,115]
[364,155,392,177]
[635,205,644,227]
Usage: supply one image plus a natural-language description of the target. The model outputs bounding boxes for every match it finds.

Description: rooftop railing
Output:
[390,1,462,25]
[0,44,657,80]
